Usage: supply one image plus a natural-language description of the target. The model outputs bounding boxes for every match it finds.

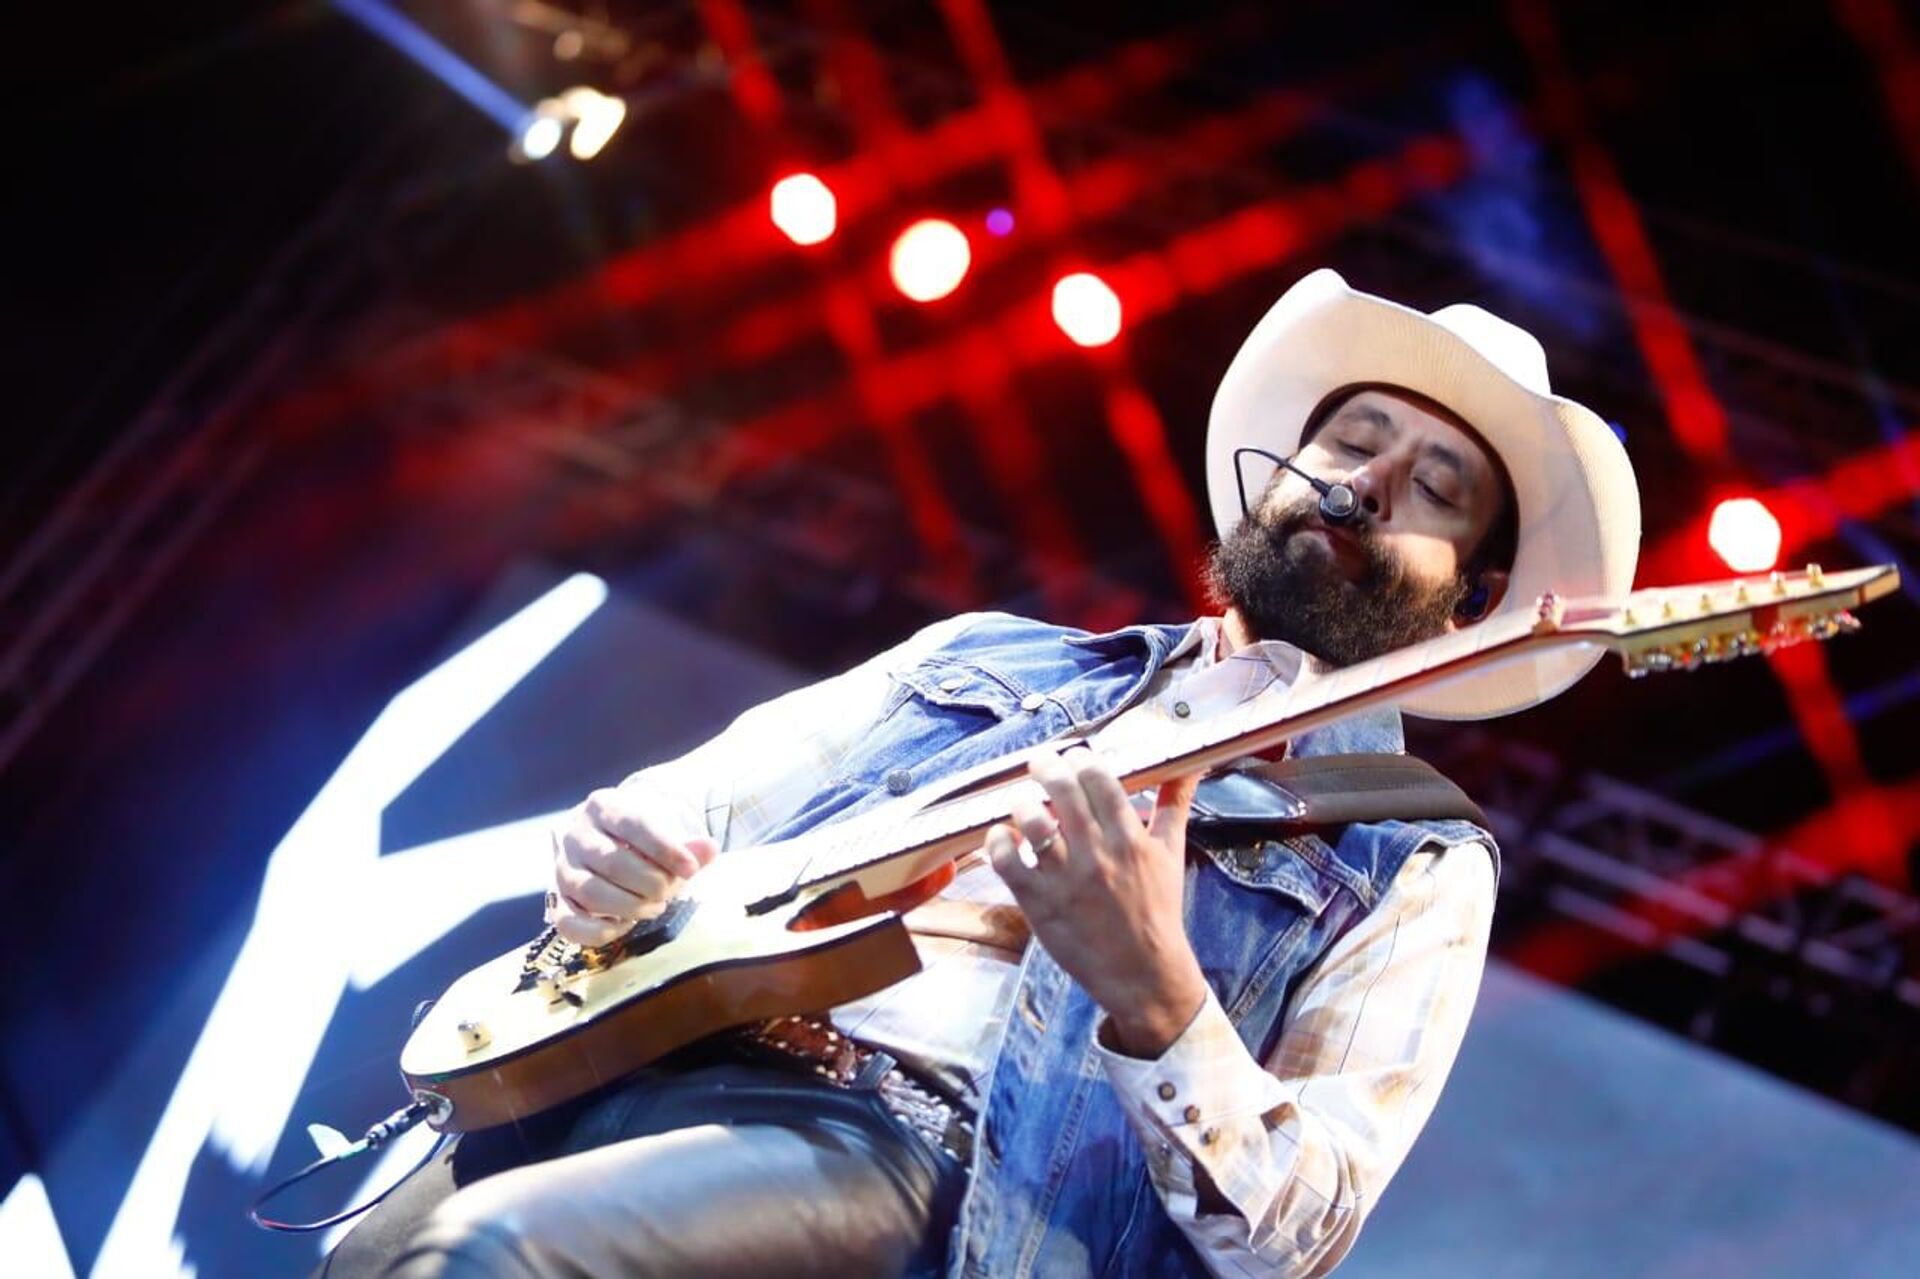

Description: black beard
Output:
[1204,491,1470,667]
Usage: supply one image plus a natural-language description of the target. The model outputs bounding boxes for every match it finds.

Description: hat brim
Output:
[1206,269,1641,720]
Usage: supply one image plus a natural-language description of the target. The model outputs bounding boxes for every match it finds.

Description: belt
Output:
[735,1014,975,1166]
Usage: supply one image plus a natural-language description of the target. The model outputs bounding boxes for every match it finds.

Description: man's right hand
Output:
[548,784,719,946]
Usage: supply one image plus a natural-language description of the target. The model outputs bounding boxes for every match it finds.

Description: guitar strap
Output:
[1187,752,1488,833]
[905,754,1485,953]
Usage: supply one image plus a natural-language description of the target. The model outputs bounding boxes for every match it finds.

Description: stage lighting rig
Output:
[333,1,627,163]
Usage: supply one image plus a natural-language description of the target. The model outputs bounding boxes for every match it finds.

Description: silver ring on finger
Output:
[1028,823,1062,861]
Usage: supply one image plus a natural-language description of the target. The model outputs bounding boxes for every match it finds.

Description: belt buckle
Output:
[875,1068,974,1166]
[741,1016,975,1165]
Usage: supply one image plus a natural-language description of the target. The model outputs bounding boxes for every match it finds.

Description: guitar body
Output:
[401,844,930,1132]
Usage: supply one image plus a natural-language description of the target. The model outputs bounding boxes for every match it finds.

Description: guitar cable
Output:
[248,1092,450,1233]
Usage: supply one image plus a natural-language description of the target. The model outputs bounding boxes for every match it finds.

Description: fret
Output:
[808,778,1036,884]
[1466,616,1505,659]
[1370,642,1431,691]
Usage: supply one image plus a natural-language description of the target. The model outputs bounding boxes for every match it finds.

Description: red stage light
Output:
[1052,273,1122,347]
[770,173,837,246]
[1708,497,1782,572]
[889,219,971,302]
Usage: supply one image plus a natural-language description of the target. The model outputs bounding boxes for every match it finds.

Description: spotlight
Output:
[890,219,971,303]
[1708,497,1782,573]
[515,106,566,161]
[513,87,625,163]
[562,87,627,160]
[770,173,837,246]
[1052,273,1122,347]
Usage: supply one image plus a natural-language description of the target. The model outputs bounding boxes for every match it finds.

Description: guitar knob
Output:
[457,1019,492,1051]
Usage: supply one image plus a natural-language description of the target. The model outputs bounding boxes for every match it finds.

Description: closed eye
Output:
[1416,480,1455,508]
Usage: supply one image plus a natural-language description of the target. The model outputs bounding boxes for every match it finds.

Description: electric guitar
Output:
[400,564,1899,1132]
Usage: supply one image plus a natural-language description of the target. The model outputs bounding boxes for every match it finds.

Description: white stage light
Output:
[890,218,971,302]
[771,173,838,246]
[565,88,627,160]
[518,106,565,161]
[1052,272,1123,347]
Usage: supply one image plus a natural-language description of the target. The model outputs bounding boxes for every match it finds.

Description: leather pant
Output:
[314,1051,966,1279]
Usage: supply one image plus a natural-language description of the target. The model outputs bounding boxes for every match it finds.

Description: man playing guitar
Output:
[324,268,1641,1278]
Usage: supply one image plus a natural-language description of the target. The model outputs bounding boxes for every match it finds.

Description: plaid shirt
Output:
[622,615,1494,1277]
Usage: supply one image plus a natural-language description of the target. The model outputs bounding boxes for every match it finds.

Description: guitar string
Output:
[797,608,1539,890]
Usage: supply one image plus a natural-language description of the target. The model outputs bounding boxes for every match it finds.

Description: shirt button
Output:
[1019,692,1046,712]
[1183,1104,1201,1124]
[1172,700,1192,718]
[1201,1127,1219,1146]
[939,675,965,693]
[1156,1082,1176,1101]
[884,769,913,795]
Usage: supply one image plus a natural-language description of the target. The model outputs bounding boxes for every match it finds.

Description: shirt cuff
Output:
[1093,986,1292,1221]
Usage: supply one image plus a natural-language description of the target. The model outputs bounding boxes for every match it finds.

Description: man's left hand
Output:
[987,748,1210,1059]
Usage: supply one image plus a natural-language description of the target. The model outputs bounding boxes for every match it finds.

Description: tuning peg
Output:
[1533,591,1564,634]
[1804,610,1860,641]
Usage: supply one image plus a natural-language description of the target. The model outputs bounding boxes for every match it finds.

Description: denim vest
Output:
[760,613,1496,1277]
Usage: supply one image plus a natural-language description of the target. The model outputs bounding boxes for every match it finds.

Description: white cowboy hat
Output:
[1206,267,1641,720]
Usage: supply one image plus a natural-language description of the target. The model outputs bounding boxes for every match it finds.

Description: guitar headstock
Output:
[1546,563,1901,678]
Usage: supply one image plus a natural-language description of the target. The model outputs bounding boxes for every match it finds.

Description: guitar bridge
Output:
[513,898,701,994]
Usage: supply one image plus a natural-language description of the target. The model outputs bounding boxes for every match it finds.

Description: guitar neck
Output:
[798,607,1581,892]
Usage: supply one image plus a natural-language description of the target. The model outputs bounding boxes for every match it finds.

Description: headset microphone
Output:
[1232,447,1360,526]
[1286,460,1361,526]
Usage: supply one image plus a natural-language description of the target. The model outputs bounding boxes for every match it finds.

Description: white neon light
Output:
[92,573,607,1278]
[0,1173,78,1279]
[346,813,556,991]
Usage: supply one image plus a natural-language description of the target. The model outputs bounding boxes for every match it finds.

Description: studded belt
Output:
[735,1014,975,1165]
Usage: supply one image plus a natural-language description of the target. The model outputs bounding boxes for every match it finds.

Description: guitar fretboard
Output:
[796,608,1555,890]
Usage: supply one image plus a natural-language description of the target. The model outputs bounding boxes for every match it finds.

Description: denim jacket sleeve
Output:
[616,613,986,851]
[1092,841,1496,1278]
